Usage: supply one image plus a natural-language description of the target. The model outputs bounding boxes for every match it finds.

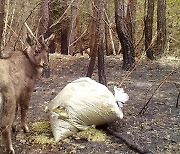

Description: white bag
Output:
[46,77,129,141]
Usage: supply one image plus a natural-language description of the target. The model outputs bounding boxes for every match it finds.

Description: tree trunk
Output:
[61,27,68,55]
[38,0,50,77]
[47,1,55,53]
[38,0,49,37]
[87,0,100,78]
[87,0,107,86]
[114,0,135,70]
[68,0,79,55]
[126,0,137,44]
[156,0,166,58]
[144,0,155,60]
[0,0,5,52]
[104,9,116,56]
[60,0,69,55]
[105,20,109,55]
[98,39,107,86]
[89,18,96,58]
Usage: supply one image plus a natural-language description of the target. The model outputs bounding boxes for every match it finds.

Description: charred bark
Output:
[98,40,107,86]
[144,0,155,60]
[87,0,107,85]
[48,1,56,54]
[156,0,166,58]
[126,0,137,44]
[61,28,68,55]
[60,0,69,55]
[114,0,135,71]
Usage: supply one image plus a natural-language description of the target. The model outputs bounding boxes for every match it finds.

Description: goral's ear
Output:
[26,33,34,46]
[45,34,55,46]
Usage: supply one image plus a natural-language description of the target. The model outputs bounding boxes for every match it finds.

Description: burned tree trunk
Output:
[48,1,56,54]
[156,0,166,58]
[98,39,106,85]
[126,0,137,44]
[60,0,69,55]
[144,0,155,60]
[114,0,135,70]
[145,0,166,59]
[87,0,107,86]
[61,28,68,55]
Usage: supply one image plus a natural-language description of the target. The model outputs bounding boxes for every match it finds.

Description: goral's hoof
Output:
[6,146,15,154]
[22,124,29,133]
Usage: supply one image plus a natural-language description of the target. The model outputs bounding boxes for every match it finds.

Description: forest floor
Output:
[1,53,180,154]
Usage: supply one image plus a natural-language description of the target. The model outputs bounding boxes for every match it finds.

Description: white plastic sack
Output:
[46,77,129,142]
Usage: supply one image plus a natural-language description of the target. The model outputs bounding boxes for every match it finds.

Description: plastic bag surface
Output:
[47,77,129,141]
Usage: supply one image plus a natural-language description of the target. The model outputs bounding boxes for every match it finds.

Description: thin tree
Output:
[114,0,135,70]
[126,0,137,44]
[38,0,50,77]
[47,0,56,53]
[104,10,116,56]
[60,0,69,55]
[68,0,79,55]
[0,0,5,52]
[145,0,166,59]
[156,0,166,58]
[38,0,49,37]
[87,0,107,85]
[144,0,155,60]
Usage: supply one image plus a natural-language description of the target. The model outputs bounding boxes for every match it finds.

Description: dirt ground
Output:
[1,54,180,154]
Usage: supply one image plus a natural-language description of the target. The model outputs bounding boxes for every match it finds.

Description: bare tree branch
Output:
[13,2,41,50]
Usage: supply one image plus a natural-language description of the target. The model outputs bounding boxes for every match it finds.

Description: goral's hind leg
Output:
[1,89,16,154]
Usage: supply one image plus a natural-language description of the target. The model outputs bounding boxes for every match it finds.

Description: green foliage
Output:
[79,0,93,23]
[77,128,107,142]
[135,0,180,56]
[32,134,56,145]
[52,0,62,21]
[32,121,51,134]
[5,0,180,57]
[31,121,108,145]
[31,121,56,145]
[166,0,180,56]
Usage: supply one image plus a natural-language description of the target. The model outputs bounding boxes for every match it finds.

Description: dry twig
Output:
[176,91,180,108]
[13,2,41,50]
[139,68,178,115]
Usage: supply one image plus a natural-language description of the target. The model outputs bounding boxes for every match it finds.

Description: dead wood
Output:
[102,125,153,154]
[139,68,178,115]
[176,91,180,108]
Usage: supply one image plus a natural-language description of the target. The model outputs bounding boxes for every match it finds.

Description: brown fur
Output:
[0,34,54,154]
